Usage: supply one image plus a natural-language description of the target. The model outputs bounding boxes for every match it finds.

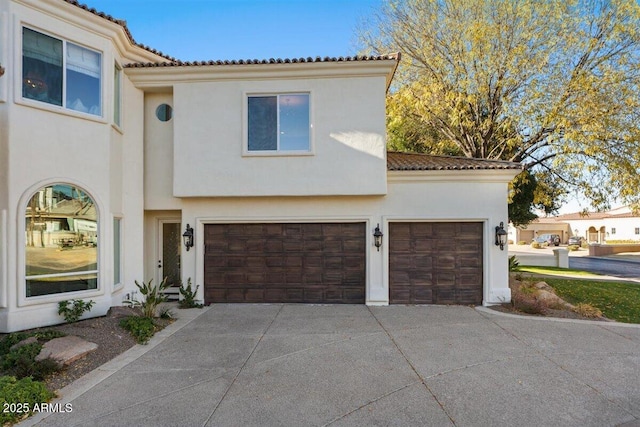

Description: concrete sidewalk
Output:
[23,305,640,427]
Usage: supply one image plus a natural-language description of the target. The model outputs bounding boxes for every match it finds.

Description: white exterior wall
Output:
[604,217,640,241]
[171,77,388,197]
[157,171,514,307]
[0,0,160,331]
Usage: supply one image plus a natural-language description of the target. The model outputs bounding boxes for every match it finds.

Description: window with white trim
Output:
[114,217,122,287]
[247,93,310,152]
[22,27,102,116]
[25,184,98,297]
[114,63,121,126]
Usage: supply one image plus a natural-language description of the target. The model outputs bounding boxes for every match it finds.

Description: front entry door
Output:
[158,220,181,287]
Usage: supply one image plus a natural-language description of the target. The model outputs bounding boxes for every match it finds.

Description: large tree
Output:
[362,0,640,224]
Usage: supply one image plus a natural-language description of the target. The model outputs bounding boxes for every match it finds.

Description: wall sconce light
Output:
[182,224,194,251]
[0,64,5,77]
[373,223,383,251]
[495,222,507,250]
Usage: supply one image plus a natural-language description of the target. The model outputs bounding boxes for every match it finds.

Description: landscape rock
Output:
[35,336,97,367]
[107,306,142,319]
[534,289,573,309]
[9,336,38,352]
[533,281,553,291]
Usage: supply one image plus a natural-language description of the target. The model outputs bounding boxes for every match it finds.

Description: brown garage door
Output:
[389,222,483,305]
[204,223,365,304]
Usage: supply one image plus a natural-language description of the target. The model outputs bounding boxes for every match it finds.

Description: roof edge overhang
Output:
[18,0,171,63]
[387,169,521,184]
[123,57,400,89]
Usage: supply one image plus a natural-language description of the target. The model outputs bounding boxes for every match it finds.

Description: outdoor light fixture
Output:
[182,224,194,251]
[495,222,507,250]
[373,224,383,251]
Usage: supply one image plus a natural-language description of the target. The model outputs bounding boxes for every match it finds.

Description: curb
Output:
[476,306,640,328]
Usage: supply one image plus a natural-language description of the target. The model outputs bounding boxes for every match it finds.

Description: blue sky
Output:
[82,0,381,61]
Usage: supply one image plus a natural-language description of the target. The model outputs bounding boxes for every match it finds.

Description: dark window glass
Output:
[156,104,173,122]
[22,28,63,107]
[248,96,278,151]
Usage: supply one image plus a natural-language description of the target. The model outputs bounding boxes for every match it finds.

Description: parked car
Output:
[568,236,583,246]
[535,234,561,246]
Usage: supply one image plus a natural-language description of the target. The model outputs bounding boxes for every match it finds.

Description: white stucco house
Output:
[0,0,522,332]
[509,206,640,245]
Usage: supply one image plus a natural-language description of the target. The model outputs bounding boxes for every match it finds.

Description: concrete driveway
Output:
[25,305,640,427]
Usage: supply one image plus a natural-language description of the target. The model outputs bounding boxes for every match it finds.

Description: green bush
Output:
[567,245,580,251]
[517,241,527,245]
[129,278,170,318]
[531,241,541,249]
[508,255,520,272]
[119,316,156,344]
[178,278,203,309]
[0,376,54,425]
[1,343,60,381]
[58,299,95,323]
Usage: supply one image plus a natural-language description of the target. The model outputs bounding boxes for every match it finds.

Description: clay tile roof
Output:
[386,151,523,171]
[63,0,177,62]
[123,53,401,68]
[553,212,611,220]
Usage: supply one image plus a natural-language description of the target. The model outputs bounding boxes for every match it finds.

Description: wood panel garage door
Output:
[204,223,366,304]
[389,222,483,305]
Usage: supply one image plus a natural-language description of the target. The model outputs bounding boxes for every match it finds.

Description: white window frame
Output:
[20,26,103,118]
[18,181,102,306]
[113,62,122,128]
[243,92,313,156]
[113,216,123,290]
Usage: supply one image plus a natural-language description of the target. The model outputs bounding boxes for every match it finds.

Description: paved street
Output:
[569,257,640,280]
[24,304,640,427]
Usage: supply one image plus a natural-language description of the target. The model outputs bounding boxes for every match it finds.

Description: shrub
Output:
[119,316,156,344]
[508,255,520,272]
[581,241,589,248]
[517,241,527,245]
[159,307,174,320]
[1,343,60,381]
[178,278,203,309]
[573,303,603,318]
[0,376,54,425]
[531,241,541,249]
[567,245,580,251]
[58,299,95,323]
[129,278,170,318]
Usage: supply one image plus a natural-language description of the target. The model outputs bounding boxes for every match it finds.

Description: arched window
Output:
[25,184,98,297]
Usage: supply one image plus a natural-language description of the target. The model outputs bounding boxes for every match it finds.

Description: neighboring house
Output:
[0,0,521,332]
[509,206,640,244]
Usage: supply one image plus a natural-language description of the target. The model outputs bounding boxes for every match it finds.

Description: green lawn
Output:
[515,266,640,323]
[517,266,603,278]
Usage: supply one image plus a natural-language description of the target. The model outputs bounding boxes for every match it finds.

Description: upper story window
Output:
[22,27,102,116]
[247,93,310,153]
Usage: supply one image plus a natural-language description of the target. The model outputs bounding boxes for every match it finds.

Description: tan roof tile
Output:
[64,0,177,62]
[386,151,523,171]
[124,54,401,68]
